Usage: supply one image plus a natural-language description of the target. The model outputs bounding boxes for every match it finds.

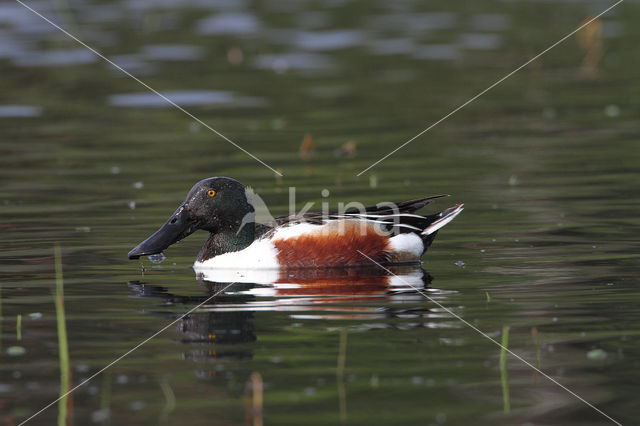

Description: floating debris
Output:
[299,133,316,161]
[91,408,110,423]
[7,346,26,356]
[110,166,121,174]
[128,201,136,210]
[129,400,146,411]
[454,260,465,267]
[132,181,144,189]
[334,140,357,158]
[76,364,90,373]
[148,253,166,264]
[604,104,620,118]
[576,18,602,79]
[227,46,244,65]
[587,348,607,361]
[369,174,378,189]
[75,226,91,232]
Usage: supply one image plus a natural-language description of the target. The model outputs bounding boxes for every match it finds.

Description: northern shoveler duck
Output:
[127,177,463,269]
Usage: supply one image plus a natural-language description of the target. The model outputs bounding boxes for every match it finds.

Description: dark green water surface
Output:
[1,1,639,425]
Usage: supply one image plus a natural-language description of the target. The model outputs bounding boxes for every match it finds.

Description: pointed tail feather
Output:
[422,204,464,235]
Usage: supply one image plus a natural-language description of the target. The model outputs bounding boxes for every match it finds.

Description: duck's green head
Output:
[127,177,254,260]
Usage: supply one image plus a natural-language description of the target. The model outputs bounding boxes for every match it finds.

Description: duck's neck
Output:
[197,221,255,262]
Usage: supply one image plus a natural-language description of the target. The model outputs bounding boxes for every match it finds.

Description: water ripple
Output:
[108,90,266,108]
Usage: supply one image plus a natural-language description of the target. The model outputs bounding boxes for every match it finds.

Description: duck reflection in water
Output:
[197,264,431,301]
[128,265,436,363]
[128,280,257,365]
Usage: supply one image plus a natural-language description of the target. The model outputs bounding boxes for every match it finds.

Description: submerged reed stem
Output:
[244,372,263,426]
[159,376,176,425]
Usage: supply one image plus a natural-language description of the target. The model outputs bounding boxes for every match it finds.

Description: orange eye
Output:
[207,190,216,197]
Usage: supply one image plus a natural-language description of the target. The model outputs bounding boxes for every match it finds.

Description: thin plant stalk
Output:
[0,283,3,351]
[16,314,22,341]
[531,327,541,369]
[55,245,71,426]
[500,326,510,413]
[244,372,263,426]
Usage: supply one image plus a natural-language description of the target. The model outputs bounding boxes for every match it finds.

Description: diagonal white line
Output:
[18,281,236,425]
[15,0,283,177]
[356,250,622,425]
[357,0,623,176]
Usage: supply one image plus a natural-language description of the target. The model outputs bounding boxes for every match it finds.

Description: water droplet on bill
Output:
[148,253,166,264]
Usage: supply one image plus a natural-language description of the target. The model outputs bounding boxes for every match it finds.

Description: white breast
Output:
[193,238,279,270]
